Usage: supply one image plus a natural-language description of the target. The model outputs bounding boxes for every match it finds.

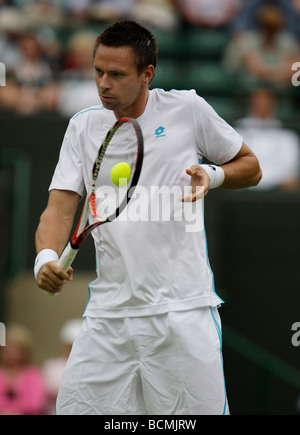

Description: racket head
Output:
[89,117,144,223]
[71,117,144,249]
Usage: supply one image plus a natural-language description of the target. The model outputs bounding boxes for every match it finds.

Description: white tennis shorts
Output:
[56,307,229,415]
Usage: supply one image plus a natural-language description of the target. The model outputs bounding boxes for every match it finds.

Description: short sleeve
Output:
[49,118,85,196]
[191,91,243,164]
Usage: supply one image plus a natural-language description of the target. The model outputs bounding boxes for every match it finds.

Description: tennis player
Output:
[35,21,262,415]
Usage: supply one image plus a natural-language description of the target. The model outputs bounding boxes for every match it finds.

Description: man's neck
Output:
[114,89,150,120]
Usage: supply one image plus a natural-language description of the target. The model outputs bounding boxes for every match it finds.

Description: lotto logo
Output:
[291,62,300,87]
[0,323,5,347]
[0,62,6,86]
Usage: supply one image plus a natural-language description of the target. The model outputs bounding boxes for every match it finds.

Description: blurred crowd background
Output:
[0,1,299,111]
[1,0,300,190]
[0,320,82,415]
[0,0,300,415]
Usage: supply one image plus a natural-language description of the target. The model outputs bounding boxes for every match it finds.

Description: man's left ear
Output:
[142,65,155,86]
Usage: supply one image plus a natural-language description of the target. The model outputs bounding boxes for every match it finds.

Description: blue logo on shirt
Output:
[155,126,166,138]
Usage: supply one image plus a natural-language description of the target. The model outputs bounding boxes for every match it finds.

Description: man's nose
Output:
[99,73,111,90]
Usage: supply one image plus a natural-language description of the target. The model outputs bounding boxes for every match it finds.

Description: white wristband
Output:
[34,249,59,280]
[200,164,225,189]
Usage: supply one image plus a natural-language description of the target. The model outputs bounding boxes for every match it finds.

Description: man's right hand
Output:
[37,261,73,295]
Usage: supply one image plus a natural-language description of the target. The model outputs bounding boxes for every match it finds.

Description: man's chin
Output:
[100,95,118,109]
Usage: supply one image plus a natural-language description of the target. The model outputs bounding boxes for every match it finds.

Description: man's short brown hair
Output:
[94,20,158,75]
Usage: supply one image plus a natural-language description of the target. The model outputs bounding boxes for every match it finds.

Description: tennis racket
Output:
[45,117,143,296]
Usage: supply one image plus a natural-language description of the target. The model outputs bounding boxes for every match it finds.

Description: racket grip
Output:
[58,242,79,271]
[43,243,78,297]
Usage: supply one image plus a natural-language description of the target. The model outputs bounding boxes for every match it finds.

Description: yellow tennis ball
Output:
[110,162,131,188]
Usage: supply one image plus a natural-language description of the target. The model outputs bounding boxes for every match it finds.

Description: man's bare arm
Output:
[182,143,262,201]
[221,142,262,190]
[35,189,81,294]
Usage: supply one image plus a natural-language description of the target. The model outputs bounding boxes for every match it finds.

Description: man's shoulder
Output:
[68,105,115,133]
[151,88,209,116]
[152,87,195,100]
[150,88,200,113]
[71,105,107,121]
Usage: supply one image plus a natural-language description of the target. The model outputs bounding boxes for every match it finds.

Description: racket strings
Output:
[93,122,139,220]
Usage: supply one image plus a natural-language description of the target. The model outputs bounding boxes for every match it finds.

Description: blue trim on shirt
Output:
[72,106,104,120]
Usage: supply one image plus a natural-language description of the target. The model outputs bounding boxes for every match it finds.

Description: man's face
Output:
[94,44,147,117]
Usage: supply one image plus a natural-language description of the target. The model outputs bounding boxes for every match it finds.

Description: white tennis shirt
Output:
[49,89,243,318]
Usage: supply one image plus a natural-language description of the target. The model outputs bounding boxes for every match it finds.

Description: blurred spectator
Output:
[131,0,178,30]
[0,1,63,27]
[64,0,94,21]
[42,319,82,415]
[0,8,27,71]
[0,324,46,415]
[232,0,300,40]
[0,32,58,114]
[35,26,64,78]
[89,0,136,22]
[20,1,63,28]
[56,31,99,117]
[62,30,96,77]
[235,88,300,191]
[64,0,135,22]
[0,75,20,112]
[15,32,53,87]
[177,0,243,28]
[224,5,300,90]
